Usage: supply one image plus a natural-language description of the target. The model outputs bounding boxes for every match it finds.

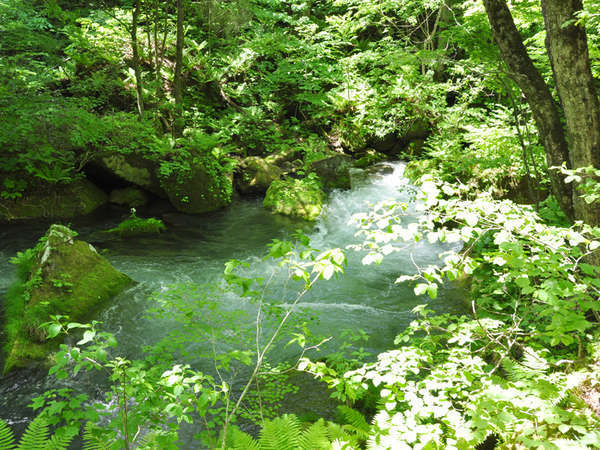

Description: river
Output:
[0,162,466,447]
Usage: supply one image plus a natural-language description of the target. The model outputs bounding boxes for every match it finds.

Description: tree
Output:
[482,0,600,226]
[131,0,144,120]
[173,0,185,138]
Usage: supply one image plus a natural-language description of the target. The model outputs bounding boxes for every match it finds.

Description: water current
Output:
[0,162,466,446]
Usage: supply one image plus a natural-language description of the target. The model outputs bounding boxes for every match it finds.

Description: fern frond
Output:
[324,422,359,447]
[259,414,302,450]
[45,430,74,450]
[82,422,112,450]
[300,418,331,450]
[0,419,16,450]
[226,426,260,450]
[337,405,370,440]
[16,416,49,450]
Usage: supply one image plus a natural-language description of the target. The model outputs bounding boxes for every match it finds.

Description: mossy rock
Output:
[263,178,327,221]
[403,159,437,183]
[354,149,387,168]
[161,151,233,214]
[96,153,165,197]
[235,156,283,195]
[2,224,133,373]
[109,187,150,207]
[105,216,166,237]
[0,179,107,222]
[308,154,352,191]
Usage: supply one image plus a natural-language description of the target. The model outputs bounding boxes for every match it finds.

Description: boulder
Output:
[354,149,387,168]
[2,224,133,373]
[0,179,107,222]
[263,178,326,221]
[235,156,283,195]
[94,153,165,197]
[160,152,233,214]
[307,154,352,191]
[264,148,303,176]
[109,186,150,207]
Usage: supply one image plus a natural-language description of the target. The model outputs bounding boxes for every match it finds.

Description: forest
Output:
[1,0,600,448]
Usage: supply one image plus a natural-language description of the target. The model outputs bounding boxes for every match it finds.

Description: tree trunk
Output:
[482,0,574,220]
[131,0,144,120]
[173,0,185,138]
[541,0,600,226]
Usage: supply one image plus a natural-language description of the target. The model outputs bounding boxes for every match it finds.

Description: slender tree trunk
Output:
[482,0,574,220]
[541,0,600,227]
[131,0,144,120]
[173,0,185,138]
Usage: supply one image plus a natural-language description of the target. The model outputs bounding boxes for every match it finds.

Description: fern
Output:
[45,431,75,450]
[226,426,261,450]
[82,422,113,450]
[0,417,74,450]
[337,405,370,439]
[0,419,16,450]
[299,419,330,450]
[259,414,302,450]
[226,414,359,450]
[16,416,50,450]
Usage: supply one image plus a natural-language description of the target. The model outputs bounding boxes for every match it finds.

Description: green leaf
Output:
[46,323,62,339]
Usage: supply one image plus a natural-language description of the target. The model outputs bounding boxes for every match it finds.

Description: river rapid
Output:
[0,162,466,446]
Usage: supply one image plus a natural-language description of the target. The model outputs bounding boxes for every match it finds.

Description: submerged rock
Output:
[235,156,283,195]
[0,179,107,222]
[2,224,133,373]
[263,178,326,221]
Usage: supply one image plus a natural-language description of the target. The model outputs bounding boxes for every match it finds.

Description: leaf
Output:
[77,330,96,346]
[46,323,62,339]
[414,283,428,296]
[426,284,438,299]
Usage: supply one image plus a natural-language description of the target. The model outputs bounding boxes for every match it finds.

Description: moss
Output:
[2,224,133,374]
[263,177,327,221]
[106,216,166,237]
[235,156,283,195]
[160,151,233,214]
[0,179,107,222]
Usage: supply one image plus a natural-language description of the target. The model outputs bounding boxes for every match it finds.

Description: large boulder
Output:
[93,153,165,197]
[235,156,283,195]
[2,224,133,373]
[160,152,233,214]
[263,178,326,221]
[0,179,107,223]
[308,154,353,191]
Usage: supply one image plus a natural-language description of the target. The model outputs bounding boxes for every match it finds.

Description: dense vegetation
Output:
[2,0,600,448]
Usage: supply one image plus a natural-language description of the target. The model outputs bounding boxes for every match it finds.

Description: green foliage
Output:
[300,175,600,448]
[0,416,75,450]
[226,414,358,449]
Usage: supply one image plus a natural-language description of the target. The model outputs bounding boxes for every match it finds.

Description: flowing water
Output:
[0,162,466,445]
